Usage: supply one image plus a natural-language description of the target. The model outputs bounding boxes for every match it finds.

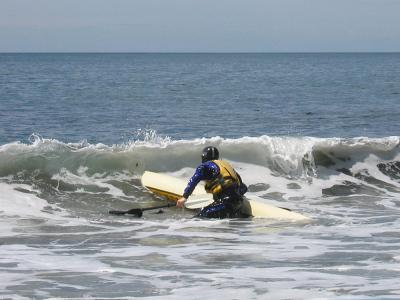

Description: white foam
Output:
[0,182,98,237]
[52,167,129,197]
[0,182,56,218]
[1,134,400,299]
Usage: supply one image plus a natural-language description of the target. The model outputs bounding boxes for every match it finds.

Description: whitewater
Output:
[1,133,400,299]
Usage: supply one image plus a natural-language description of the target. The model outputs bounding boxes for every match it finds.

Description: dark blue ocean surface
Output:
[1,53,400,145]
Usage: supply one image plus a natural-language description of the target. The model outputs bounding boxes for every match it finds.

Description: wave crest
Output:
[1,134,399,180]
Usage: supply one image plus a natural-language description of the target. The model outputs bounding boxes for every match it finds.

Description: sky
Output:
[0,0,399,52]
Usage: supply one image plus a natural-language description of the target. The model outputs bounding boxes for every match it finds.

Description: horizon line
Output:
[1,51,400,54]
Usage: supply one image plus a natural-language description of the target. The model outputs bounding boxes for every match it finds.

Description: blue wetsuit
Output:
[183,161,220,199]
[183,161,248,218]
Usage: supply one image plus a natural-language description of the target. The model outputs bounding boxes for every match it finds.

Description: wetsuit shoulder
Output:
[182,162,220,198]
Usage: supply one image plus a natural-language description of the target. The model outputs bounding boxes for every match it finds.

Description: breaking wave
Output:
[1,132,400,178]
[1,131,400,218]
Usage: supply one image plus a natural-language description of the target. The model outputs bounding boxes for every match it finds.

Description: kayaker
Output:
[176,146,248,218]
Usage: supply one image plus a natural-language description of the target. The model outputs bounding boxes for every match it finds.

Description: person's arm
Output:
[176,165,206,208]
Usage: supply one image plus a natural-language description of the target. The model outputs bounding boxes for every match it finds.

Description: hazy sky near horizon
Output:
[1,0,399,52]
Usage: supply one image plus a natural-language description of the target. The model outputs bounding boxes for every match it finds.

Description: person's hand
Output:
[176,197,187,208]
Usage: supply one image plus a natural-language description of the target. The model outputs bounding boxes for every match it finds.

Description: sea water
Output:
[0,53,400,299]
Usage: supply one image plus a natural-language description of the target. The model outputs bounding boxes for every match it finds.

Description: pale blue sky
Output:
[1,0,399,52]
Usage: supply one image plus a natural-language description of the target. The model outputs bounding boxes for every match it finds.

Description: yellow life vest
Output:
[205,160,240,195]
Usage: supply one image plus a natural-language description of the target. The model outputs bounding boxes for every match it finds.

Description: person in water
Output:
[176,146,248,218]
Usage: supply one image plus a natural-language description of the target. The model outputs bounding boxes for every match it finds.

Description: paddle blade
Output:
[109,210,127,215]
[126,208,143,217]
[109,208,143,217]
[185,194,214,209]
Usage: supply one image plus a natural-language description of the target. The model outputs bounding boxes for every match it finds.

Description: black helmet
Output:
[201,146,219,163]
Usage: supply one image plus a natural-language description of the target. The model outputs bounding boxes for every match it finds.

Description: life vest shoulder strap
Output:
[212,160,239,183]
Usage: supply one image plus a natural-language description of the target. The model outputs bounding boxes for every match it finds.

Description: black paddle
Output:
[279,206,292,211]
[109,203,173,217]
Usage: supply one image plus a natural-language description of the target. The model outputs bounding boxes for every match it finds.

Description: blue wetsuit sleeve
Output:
[183,162,220,198]
[183,165,206,199]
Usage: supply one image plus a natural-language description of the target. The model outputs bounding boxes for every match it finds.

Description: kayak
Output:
[141,171,311,221]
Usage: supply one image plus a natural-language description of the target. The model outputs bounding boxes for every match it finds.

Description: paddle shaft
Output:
[141,203,173,212]
[109,203,173,216]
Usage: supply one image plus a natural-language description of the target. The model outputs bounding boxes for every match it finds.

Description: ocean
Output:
[1,53,400,299]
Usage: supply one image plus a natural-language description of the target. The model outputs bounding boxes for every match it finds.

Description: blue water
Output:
[1,53,400,300]
[1,53,400,145]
